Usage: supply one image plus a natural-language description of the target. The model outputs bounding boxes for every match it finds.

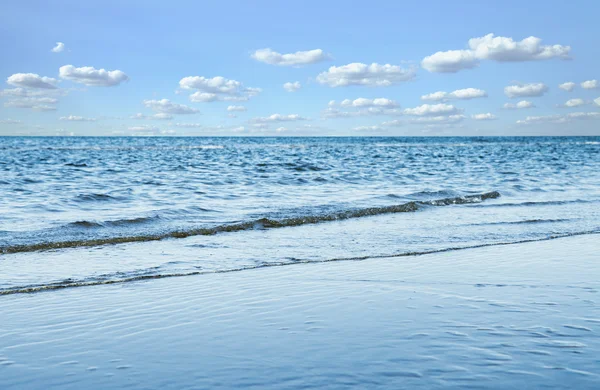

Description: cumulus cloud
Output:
[566,112,600,120]
[321,105,402,119]
[517,112,600,125]
[250,114,306,123]
[503,100,535,109]
[472,113,497,120]
[7,73,58,89]
[179,76,260,102]
[174,123,203,128]
[4,97,58,111]
[59,65,129,86]
[420,91,448,101]
[131,113,173,120]
[410,114,465,124]
[403,103,461,116]
[338,97,398,108]
[227,105,247,112]
[143,99,199,115]
[450,88,488,99]
[381,119,403,127]
[559,82,576,92]
[283,81,301,92]
[504,83,548,98]
[51,42,65,53]
[421,88,487,101]
[422,34,570,73]
[421,50,479,73]
[353,125,381,132]
[581,80,599,90]
[59,115,96,121]
[316,63,416,87]
[251,48,329,66]
[564,98,585,107]
[516,115,567,125]
[595,97,600,106]
[129,125,159,133]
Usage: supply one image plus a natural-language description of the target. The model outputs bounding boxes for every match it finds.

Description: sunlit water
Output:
[0,136,599,293]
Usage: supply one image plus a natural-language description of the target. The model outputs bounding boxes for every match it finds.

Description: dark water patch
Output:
[74,193,122,202]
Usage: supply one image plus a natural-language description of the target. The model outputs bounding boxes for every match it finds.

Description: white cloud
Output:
[51,42,65,53]
[421,91,448,101]
[174,123,203,128]
[421,88,487,101]
[421,50,479,73]
[516,112,600,125]
[381,119,403,127]
[321,106,402,118]
[595,97,600,106]
[450,88,487,99]
[422,34,570,73]
[403,103,461,116]
[179,76,260,102]
[276,127,287,132]
[0,119,21,124]
[189,92,218,102]
[283,81,301,92]
[567,112,600,120]
[353,125,381,132]
[59,65,128,86]
[143,99,199,115]
[516,115,567,125]
[227,105,247,112]
[410,114,465,124]
[472,113,497,120]
[339,97,398,108]
[564,98,585,107]
[251,114,306,123]
[7,73,58,89]
[316,62,416,87]
[504,83,548,98]
[4,97,58,111]
[503,100,535,109]
[559,82,576,92]
[129,125,159,132]
[581,80,599,90]
[251,48,329,66]
[59,115,96,121]
[131,113,174,120]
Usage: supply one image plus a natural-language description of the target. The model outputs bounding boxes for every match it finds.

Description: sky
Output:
[1,0,599,136]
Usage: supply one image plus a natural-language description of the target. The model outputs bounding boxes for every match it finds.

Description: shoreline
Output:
[1,234,600,389]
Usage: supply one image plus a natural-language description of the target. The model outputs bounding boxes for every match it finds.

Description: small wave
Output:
[470,218,573,226]
[74,193,121,202]
[0,191,500,254]
[1,229,597,296]
[68,215,161,228]
[64,162,88,167]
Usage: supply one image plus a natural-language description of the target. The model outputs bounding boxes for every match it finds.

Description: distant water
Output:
[1,136,599,294]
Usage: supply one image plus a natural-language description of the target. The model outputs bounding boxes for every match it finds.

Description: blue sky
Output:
[1,0,599,136]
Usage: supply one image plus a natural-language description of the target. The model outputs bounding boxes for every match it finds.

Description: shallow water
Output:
[1,235,599,389]
[0,136,599,293]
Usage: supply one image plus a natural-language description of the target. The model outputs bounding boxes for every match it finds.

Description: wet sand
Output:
[1,234,599,389]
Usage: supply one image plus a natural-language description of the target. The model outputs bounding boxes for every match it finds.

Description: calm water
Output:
[1,136,599,293]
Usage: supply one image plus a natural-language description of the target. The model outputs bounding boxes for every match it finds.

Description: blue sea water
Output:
[1,136,600,390]
[0,136,599,293]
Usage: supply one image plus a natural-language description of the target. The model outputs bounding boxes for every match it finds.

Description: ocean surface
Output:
[1,136,599,294]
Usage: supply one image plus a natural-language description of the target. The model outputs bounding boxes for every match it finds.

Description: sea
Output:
[1,136,599,294]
